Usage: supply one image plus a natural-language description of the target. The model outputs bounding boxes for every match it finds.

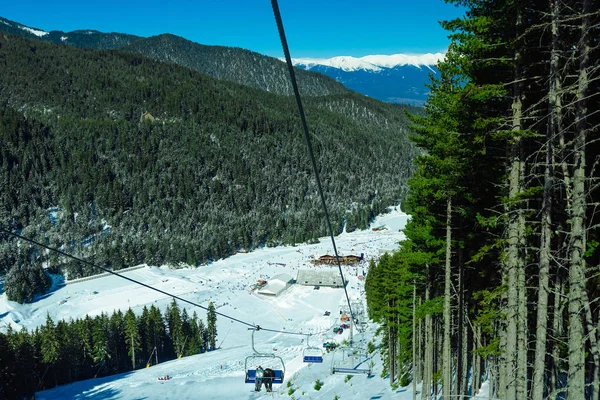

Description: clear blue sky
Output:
[2,0,464,58]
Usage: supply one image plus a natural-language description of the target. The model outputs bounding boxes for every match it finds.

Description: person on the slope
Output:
[255,365,264,392]
[263,368,274,392]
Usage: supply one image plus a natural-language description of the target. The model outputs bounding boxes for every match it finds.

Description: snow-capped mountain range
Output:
[291,53,444,72]
[291,53,445,105]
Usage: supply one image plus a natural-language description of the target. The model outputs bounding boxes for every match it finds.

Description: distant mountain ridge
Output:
[292,54,444,105]
[122,34,348,97]
[291,53,444,72]
[0,16,347,97]
[0,16,140,49]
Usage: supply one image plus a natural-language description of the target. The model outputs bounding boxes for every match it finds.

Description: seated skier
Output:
[255,365,264,392]
[263,368,274,392]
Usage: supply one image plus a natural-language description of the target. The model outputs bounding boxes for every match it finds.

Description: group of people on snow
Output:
[254,366,274,392]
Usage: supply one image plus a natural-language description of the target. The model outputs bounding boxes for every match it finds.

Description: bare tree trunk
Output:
[434,318,440,397]
[532,3,562,399]
[597,314,600,400]
[443,197,452,399]
[425,267,433,400]
[418,296,423,384]
[461,316,468,398]
[493,349,500,399]
[473,325,481,396]
[505,64,523,400]
[549,275,564,398]
[582,293,600,400]
[413,281,417,400]
[533,210,552,397]
[566,117,586,396]
[459,257,468,398]
[516,211,528,400]
[426,309,433,400]
[504,4,528,398]
[389,299,396,386]
[471,335,477,397]
[131,335,136,369]
[499,314,508,399]
[567,0,590,397]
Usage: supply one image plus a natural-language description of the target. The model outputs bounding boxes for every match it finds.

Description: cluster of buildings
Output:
[252,253,367,297]
[310,254,364,266]
[256,269,350,297]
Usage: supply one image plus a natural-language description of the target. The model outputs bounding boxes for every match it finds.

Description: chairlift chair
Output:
[244,328,285,384]
[302,335,324,363]
[331,346,371,376]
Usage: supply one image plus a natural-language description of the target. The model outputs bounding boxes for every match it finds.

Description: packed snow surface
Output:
[1,208,489,399]
[291,53,445,72]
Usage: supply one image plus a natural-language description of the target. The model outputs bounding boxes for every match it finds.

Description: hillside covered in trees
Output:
[365,1,600,399]
[0,34,419,301]
[122,34,349,97]
[0,16,349,97]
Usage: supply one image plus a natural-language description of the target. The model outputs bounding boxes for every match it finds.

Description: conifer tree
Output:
[198,318,208,353]
[165,299,183,356]
[40,314,60,367]
[206,302,217,351]
[180,308,191,356]
[124,308,140,370]
[107,310,125,374]
[92,313,110,375]
[187,311,202,355]
[148,305,167,360]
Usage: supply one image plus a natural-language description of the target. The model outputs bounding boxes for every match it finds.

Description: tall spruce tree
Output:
[198,318,208,353]
[124,308,140,370]
[165,299,183,357]
[206,302,217,351]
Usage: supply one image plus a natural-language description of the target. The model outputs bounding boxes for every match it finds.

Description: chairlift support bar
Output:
[331,347,371,376]
[146,346,157,368]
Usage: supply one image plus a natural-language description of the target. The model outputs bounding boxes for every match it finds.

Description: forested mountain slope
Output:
[0,16,348,97]
[0,16,140,49]
[0,35,418,288]
[122,34,349,96]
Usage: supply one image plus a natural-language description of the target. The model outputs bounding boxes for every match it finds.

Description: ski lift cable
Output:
[0,228,317,337]
[270,0,356,330]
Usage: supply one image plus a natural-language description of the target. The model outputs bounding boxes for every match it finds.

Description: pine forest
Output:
[0,299,218,398]
[365,0,600,399]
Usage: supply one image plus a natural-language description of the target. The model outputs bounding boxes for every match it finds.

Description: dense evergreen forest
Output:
[365,1,600,399]
[0,34,420,301]
[0,299,217,398]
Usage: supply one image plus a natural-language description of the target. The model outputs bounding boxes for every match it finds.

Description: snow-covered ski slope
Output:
[2,208,491,399]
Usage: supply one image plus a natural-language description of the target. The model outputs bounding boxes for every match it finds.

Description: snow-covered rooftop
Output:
[270,272,294,283]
